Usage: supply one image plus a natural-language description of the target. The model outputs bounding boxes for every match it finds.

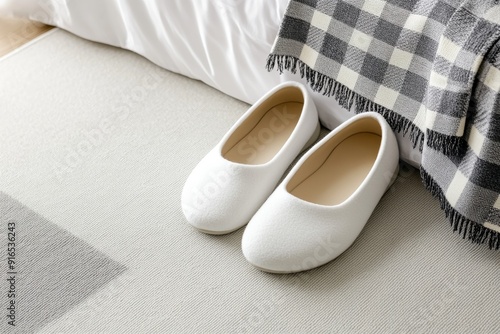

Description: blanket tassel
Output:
[268,54,500,250]
[421,168,500,250]
[267,54,473,155]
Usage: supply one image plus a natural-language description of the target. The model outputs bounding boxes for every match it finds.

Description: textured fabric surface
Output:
[267,0,500,249]
[1,29,500,333]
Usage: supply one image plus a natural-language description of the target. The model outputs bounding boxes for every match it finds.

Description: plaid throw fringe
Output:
[267,0,500,249]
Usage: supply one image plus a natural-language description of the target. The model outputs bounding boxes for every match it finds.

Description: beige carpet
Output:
[1,29,499,334]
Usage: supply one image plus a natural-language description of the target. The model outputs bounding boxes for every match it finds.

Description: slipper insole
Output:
[224,102,302,165]
[290,132,381,206]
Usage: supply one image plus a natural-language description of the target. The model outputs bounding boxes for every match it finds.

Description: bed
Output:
[0,0,422,165]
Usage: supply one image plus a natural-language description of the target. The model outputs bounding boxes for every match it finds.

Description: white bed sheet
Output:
[0,0,421,166]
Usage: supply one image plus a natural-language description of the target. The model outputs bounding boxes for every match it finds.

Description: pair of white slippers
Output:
[182,82,399,273]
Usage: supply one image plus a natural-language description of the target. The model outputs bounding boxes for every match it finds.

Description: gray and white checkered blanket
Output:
[267,0,500,249]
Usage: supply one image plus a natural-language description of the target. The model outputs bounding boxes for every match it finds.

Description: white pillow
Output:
[0,0,420,166]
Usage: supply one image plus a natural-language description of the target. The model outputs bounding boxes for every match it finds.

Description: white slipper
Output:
[181,82,320,234]
[242,112,399,273]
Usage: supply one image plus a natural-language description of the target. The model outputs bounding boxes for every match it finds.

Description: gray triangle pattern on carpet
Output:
[0,192,127,334]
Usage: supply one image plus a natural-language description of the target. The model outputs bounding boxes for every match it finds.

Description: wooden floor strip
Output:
[0,18,53,57]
